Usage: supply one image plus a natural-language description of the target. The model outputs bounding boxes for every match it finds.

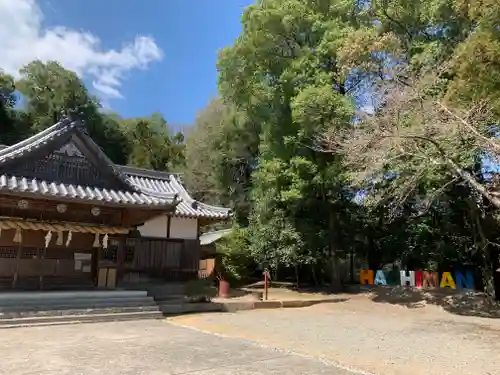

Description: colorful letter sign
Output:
[360,269,475,290]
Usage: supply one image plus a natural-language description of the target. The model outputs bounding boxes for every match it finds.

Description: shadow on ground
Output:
[344,285,500,319]
[245,281,500,318]
[244,281,342,294]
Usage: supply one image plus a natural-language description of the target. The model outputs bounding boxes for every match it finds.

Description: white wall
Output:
[137,215,168,238]
[170,217,198,239]
[137,215,198,239]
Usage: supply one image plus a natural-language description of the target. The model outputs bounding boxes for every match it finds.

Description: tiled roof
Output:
[0,120,179,208]
[0,120,231,219]
[120,166,232,219]
[199,229,233,245]
[0,175,173,207]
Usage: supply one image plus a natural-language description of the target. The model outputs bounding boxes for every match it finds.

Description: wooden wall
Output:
[0,194,167,228]
[0,229,96,280]
[121,238,201,282]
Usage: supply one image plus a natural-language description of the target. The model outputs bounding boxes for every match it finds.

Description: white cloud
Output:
[0,0,163,99]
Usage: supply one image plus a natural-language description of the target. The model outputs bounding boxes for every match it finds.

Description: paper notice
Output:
[74,253,92,261]
[82,265,91,273]
[74,260,82,271]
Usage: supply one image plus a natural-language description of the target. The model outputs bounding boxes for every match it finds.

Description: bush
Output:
[184,278,217,302]
[215,226,254,283]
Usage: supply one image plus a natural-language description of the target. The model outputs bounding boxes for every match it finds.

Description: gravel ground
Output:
[170,295,500,375]
[0,320,361,375]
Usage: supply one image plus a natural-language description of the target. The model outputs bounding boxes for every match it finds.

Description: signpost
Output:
[263,268,271,301]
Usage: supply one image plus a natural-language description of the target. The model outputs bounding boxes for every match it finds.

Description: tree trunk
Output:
[468,200,496,298]
[329,210,341,290]
[311,264,318,286]
[447,159,500,209]
[295,265,300,289]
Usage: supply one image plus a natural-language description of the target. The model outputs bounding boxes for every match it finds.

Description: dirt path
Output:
[169,295,500,375]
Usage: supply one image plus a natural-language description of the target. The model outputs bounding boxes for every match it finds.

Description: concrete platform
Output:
[0,319,361,374]
[0,290,162,328]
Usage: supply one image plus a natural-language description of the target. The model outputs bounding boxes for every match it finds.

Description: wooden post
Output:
[39,247,45,290]
[116,236,125,287]
[12,242,22,289]
[263,269,269,301]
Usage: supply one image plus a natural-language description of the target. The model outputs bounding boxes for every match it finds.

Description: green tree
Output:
[217,0,360,284]
[185,98,259,226]
[121,113,185,171]
[16,60,130,163]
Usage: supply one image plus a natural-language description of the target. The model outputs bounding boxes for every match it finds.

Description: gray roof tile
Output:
[122,166,232,219]
[0,175,174,207]
[0,120,231,219]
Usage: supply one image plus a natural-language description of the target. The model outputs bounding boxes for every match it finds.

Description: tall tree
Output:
[217,0,361,283]
[185,98,259,226]
[121,113,186,171]
[16,60,130,163]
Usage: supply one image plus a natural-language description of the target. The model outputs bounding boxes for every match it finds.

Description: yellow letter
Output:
[440,272,456,289]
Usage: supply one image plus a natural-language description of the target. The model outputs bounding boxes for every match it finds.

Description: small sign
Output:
[74,253,92,261]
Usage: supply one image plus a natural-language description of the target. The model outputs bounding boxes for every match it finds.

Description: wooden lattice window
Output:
[21,248,38,259]
[124,238,136,263]
[103,248,117,262]
[0,248,16,258]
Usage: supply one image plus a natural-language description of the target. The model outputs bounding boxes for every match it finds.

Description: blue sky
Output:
[3,0,252,126]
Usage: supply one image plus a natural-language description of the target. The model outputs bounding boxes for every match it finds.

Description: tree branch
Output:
[437,102,500,153]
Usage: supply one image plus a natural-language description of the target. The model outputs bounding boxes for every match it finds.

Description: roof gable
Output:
[0,120,133,191]
[0,120,179,206]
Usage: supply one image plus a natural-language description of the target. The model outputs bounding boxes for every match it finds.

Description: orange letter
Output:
[440,272,456,289]
[360,270,374,285]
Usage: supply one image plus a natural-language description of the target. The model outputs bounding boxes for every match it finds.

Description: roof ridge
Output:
[168,175,231,214]
[117,165,179,180]
[0,119,73,159]
[0,173,178,208]
[0,120,179,203]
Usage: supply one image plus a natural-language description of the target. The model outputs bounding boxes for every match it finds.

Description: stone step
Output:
[0,290,148,301]
[158,302,223,315]
[0,311,164,328]
[121,283,185,296]
[0,296,155,308]
[0,299,159,313]
[153,294,187,302]
[0,305,160,319]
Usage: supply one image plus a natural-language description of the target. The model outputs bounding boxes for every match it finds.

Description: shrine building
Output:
[0,119,231,290]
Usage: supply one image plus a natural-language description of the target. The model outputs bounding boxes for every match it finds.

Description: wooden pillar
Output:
[12,242,22,289]
[116,236,125,286]
[39,247,45,290]
[166,215,171,238]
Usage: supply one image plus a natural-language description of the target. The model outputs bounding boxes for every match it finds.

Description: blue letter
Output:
[374,270,387,285]
[455,270,475,290]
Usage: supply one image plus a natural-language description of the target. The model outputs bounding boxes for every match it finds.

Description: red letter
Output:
[415,270,423,288]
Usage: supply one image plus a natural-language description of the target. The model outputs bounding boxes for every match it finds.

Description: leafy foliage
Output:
[3,0,500,296]
[0,60,185,171]
[185,0,500,294]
